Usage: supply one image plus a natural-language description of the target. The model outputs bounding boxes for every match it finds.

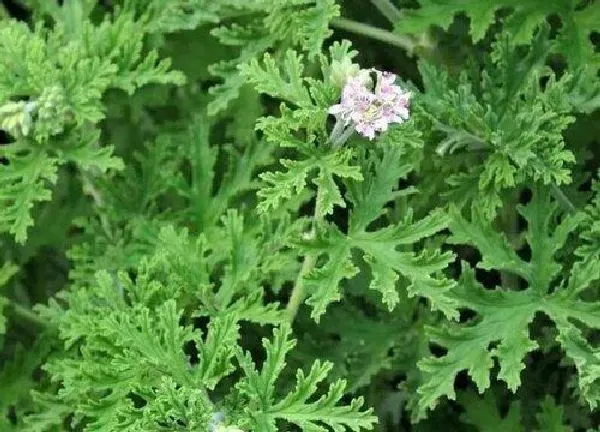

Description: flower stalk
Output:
[330,17,416,53]
[332,124,356,147]
[370,0,402,24]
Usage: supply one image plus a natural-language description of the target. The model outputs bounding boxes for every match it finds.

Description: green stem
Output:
[499,192,520,290]
[81,171,112,239]
[329,117,346,144]
[286,253,317,321]
[8,300,46,328]
[286,192,324,321]
[330,17,416,53]
[551,184,575,213]
[370,0,402,24]
[332,125,355,147]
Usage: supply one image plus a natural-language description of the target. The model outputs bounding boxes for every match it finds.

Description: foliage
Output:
[0,2,186,243]
[207,0,340,115]
[1,1,599,431]
[0,262,18,337]
[417,187,600,418]
[395,0,600,72]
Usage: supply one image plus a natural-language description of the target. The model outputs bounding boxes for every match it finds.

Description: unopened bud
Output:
[0,100,33,137]
[329,57,360,89]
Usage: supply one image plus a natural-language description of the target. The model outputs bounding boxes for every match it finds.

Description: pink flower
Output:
[328,69,411,140]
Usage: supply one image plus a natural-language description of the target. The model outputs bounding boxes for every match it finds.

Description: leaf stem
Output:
[332,125,355,147]
[330,17,416,53]
[81,171,112,238]
[286,191,324,321]
[551,184,575,213]
[286,251,317,321]
[499,190,520,290]
[8,300,46,328]
[370,0,402,24]
[329,117,346,144]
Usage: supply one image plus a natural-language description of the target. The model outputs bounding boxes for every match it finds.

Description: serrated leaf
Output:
[258,159,312,213]
[535,395,574,432]
[194,314,238,389]
[304,239,358,322]
[237,324,376,431]
[396,0,600,71]
[351,209,456,317]
[459,390,524,432]
[417,28,576,220]
[240,50,312,107]
[0,146,59,243]
[417,188,600,417]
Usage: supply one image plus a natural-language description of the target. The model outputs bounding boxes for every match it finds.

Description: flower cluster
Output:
[329,68,411,140]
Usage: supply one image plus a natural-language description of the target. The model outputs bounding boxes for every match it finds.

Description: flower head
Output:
[328,68,411,140]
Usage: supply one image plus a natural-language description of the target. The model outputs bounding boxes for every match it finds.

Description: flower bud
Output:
[34,85,69,140]
[0,100,33,137]
[329,56,360,89]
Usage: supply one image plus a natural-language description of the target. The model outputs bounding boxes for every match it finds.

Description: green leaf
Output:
[448,205,528,280]
[56,128,124,173]
[240,50,312,107]
[417,28,576,220]
[459,390,523,432]
[347,147,456,316]
[24,392,71,432]
[237,324,377,431]
[396,0,600,70]
[208,0,338,114]
[291,146,454,320]
[313,149,364,219]
[1,336,54,427]
[0,261,17,288]
[417,187,600,417]
[351,210,456,315]
[258,149,362,217]
[303,228,358,322]
[0,146,58,243]
[0,10,184,241]
[535,396,574,432]
[258,158,314,214]
[193,314,238,389]
[123,0,219,34]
